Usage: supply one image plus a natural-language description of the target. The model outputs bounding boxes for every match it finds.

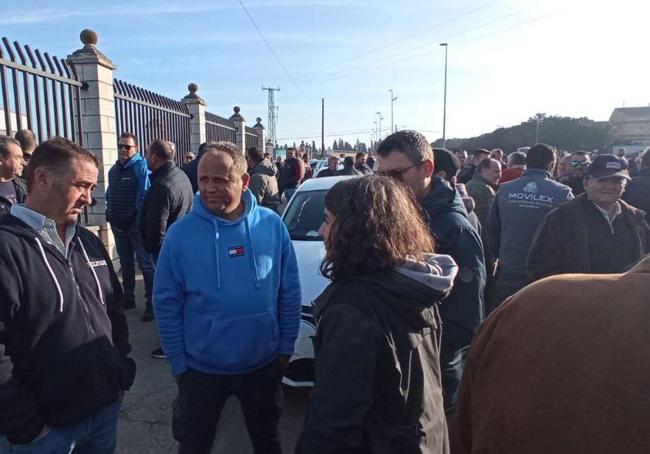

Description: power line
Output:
[296,11,553,86]
[295,0,501,78]
[296,8,526,85]
[237,0,310,100]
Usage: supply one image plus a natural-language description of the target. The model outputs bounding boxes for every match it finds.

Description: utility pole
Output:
[389,89,398,134]
[262,86,280,146]
[440,43,448,148]
[373,121,378,144]
[321,98,325,158]
[376,111,384,141]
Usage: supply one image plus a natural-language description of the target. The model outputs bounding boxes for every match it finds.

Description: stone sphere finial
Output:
[188,83,198,94]
[256,117,262,123]
[80,29,98,46]
[233,106,241,114]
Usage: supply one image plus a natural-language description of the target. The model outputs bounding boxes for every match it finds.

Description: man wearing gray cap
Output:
[527,154,650,282]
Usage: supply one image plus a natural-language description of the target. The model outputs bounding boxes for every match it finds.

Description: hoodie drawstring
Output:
[78,237,105,306]
[212,219,222,289]
[34,237,65,312]
[245,218,261,288]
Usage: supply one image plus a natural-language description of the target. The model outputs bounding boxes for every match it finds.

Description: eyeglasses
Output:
[118,144,134,150]
[376,163,418,181]
[570,160,589,168]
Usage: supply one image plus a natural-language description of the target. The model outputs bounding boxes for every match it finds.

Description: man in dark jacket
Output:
[528,154,650,281]
[246,146,280,211]
[0,136,26,216]
[377,130,486,413]
[106,132,154,311]
[354,152,373,175]
[0,138,135,452]
[279,148,303,202]
[432,148,481,233]
[336,157,361,176]
[139,139,193,322]
[488,144,573,305]
[457,149,490,184]
[181,142,207,194]
[622,149,650,222]
[316,156,339,178]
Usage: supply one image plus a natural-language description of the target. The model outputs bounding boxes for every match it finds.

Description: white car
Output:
[281,176,353,386]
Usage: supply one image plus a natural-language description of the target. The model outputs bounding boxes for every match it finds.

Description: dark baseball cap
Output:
[585,154,630,180]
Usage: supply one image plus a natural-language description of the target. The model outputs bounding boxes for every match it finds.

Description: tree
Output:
[433,115,613,153]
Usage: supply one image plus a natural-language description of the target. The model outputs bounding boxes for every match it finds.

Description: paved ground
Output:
[117,275,310,453]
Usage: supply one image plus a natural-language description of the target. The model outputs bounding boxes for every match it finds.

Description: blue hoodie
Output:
[153,189,301,377]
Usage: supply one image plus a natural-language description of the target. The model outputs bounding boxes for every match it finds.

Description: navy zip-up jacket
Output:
[421,177,486,350]
[0,215,135,444]
[106,153,150,230]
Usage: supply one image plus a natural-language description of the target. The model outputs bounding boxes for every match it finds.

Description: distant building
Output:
[610,106,650,142]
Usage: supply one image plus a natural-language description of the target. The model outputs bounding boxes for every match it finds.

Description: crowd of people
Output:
[0,127,649,453]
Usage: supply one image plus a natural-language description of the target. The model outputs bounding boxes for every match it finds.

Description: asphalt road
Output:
[117,276,310,453]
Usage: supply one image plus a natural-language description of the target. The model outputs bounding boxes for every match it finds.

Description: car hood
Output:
[292,239,329,306]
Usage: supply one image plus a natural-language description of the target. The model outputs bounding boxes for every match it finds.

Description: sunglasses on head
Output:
[570,160,589,168]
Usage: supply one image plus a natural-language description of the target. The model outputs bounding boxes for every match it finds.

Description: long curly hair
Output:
[320,175,435,281]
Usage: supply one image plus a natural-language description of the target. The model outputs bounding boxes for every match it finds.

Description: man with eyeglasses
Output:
[528,155,650,281]
[377,131,486,414]
[559,151,591,196]
[106,132,155,314]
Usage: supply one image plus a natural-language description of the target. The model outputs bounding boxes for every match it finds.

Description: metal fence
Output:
[0,37,83,143]
[114,79,191,166]
[205,111,237,144]
[245,125,260,149]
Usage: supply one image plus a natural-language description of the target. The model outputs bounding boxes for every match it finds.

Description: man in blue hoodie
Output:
[377,131,486,414]
[153,141,301,454]
[106,132,154,310]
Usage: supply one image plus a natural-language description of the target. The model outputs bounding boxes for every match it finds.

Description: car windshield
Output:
[283,190,326,241]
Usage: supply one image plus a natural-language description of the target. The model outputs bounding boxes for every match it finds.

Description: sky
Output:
[1,0,649,147]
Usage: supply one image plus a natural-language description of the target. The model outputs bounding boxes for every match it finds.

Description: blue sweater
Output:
[153,190,302,376]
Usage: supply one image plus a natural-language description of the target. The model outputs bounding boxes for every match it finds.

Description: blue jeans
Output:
[441,344,468,414]
[113,225,155,309]
[0,400,121,454]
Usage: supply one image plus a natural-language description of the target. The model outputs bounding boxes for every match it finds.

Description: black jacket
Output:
[0,179,26,216]
[0,215,135,444]
[527,194,650,281]
[139,162,193,255]
[297,270,452,454]
[181,158,199,195]
[457,165,475,185]
[623,168,650,223]
[422,178,486,350]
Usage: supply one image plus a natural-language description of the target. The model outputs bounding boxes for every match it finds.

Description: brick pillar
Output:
[67,29,117,254]
[182,83,206,154]
[252,117,266,151]
[230,106,246,153]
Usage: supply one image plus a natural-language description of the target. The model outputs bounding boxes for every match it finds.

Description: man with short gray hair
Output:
[154,141,301,453]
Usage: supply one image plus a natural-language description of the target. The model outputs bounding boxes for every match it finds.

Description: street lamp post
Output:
[389,89,398,134]
[440,43,448,148]
[373,120,378,145]
[376,111,384,141]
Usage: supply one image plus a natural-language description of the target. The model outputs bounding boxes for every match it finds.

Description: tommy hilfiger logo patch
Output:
[228,246,245,258]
